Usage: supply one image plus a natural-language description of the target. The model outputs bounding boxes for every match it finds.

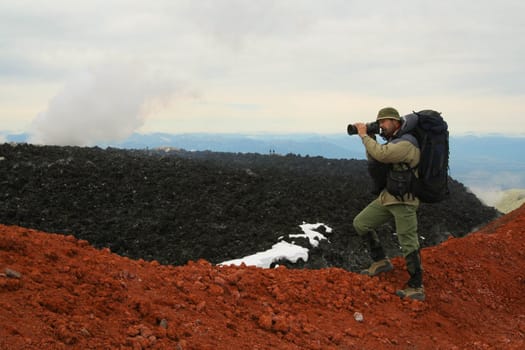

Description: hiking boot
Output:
[406,250,423,288]
[360,258,393,276]
[395,286,426,301]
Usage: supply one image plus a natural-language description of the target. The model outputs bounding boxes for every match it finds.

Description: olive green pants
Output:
[353,198,419,257]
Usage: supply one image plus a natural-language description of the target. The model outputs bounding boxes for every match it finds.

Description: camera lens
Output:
[347,124,358,135]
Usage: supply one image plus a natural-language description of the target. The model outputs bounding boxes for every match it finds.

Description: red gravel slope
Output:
[1,205,524,349]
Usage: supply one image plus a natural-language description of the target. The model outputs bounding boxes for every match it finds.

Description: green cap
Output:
[376,107,401,121]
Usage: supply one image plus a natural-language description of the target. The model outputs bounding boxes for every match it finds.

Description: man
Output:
[352,107,425,301]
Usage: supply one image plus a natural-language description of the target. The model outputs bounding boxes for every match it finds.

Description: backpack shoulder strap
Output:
[396,133,419,148]
[394,114,420,148]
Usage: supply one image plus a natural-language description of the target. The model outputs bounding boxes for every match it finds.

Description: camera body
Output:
[347,121,380,135]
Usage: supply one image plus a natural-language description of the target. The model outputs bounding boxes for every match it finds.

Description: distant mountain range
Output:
[3,131,525,194]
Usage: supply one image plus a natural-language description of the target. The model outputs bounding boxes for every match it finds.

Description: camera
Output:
[347,121,380,135]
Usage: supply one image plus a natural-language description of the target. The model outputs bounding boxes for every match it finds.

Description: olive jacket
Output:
[360,131,421,206]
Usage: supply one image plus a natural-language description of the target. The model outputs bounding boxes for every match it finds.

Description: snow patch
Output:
[292,223,331,247]
[219,241,308,268]
[219,222,332,268]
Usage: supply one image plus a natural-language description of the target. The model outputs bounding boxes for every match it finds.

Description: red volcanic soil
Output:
[1,205,525,349]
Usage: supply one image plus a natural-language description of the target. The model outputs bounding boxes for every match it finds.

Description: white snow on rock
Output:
[291,223,331,247]
[219,222,332,268]
[219,241,309,269]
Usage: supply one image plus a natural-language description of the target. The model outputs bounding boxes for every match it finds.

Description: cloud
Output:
[2,1,525,135]
[29,62,180,146]
[180,0,319,49]
[464,169,525,207]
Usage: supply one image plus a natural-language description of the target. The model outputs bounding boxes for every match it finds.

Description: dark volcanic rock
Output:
[0,143,499,272]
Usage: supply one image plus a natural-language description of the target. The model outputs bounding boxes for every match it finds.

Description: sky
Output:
[1,0,525,145]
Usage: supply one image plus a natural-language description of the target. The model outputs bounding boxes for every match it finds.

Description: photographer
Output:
[351,107,425,301]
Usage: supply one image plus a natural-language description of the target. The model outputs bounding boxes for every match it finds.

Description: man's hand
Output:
[353,123,367,137]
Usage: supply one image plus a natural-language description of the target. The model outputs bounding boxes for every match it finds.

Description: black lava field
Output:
[0,143,499,272]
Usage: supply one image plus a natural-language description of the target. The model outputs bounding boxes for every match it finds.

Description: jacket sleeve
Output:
[360,135,419,167]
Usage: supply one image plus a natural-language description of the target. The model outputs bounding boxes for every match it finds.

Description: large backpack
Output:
[403,110,450,203]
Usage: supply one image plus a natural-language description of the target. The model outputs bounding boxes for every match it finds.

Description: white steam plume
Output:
[30,62,177,146]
